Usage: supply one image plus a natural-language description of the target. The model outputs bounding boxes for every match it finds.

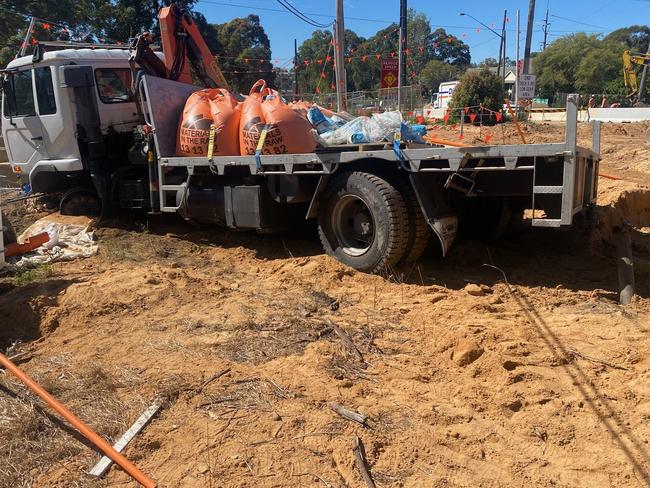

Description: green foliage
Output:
[296,9,471,94]
[419,59,458,96]
[449,68,504,116]
[211,15,273,93]
[11,264,53,286]
[534,27,650,103]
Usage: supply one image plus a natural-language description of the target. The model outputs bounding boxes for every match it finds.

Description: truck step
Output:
[160,185,184,191]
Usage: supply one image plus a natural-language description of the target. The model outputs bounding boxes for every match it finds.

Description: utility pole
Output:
[523,0,535,74]
[542,7,550,51]
[333,0,347,112]
[515,9,520,107]
[293,38,299,96]
[397,0,407,111]
[501,10,507,81]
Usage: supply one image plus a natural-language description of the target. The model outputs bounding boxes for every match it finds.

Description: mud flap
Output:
[409,173,458,257]
[429,214,458,257]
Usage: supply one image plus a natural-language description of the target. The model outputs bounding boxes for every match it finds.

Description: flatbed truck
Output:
[1,48,600,272]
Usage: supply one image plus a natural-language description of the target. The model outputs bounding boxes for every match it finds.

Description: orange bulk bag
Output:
[261,89,316,154]
[177,89,240,157]
[239,79,267,156]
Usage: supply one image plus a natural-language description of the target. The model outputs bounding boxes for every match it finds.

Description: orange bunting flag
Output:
[469,113,477,123]
[317,59,323,64]
[244,58,249,63]
[464,106,469,114]
[315,86,321,94]
[304,60,309,66]
[495,112,503,122]
[375,53,381,59]
[31,37,38,45]
[447,37,453,43]
[347,57,352,63]
[485,134,492,143]
[330,84,336,90]
[459,134,464,140]
[443,112,450,123]
[42,22,50,30]
[362,55,368,61]
[326,55,332,62]
[320,72,326,78]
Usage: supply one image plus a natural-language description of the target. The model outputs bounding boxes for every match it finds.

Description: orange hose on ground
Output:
[598,172,623,181]
[0,353,156,488]
[424,135,468,147]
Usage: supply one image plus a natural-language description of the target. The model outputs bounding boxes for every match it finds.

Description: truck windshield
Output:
[3,70,35,117]
[95,68,134,103]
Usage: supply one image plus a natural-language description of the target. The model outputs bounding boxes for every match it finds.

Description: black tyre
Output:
[393,176,430,265]
[318,171,409,273]
[1,211,17,245]
[60,187,101,216]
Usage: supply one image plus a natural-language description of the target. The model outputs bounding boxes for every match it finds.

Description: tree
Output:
[430,28,471,66]
[420,59,458,96]
[211,15,273,93]
[449,68,504,119]
[604,25,650,54]
[533,33,601,100]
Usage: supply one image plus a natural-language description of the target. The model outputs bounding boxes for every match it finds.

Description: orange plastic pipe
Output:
[5,231,50,257]
[424,136,468,147]
[0,353,156,488]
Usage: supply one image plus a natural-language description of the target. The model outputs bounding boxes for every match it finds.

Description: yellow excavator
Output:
[623,49,650,102]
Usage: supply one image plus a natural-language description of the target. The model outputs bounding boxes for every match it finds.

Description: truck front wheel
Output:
[318,171,409,273]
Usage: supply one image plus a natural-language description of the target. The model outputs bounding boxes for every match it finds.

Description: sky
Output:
[196,0,650,66]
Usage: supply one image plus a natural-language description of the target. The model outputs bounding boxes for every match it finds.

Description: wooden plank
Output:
[88,402,161,478]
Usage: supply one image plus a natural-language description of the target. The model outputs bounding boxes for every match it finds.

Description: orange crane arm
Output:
[158,4,229,89]
[130,3,228,90]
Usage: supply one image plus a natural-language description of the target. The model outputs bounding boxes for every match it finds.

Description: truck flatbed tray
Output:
[140,75,600,229]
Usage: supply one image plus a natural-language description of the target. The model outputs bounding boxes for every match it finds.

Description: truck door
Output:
[1,68,48,172]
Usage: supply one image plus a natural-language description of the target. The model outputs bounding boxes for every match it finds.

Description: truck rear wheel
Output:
[318,171,409,273]
[1,212,17,245]
[394,177,430,265]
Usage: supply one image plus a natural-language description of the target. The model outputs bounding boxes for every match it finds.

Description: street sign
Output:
[381,58,399,89]
[518,74,536,99]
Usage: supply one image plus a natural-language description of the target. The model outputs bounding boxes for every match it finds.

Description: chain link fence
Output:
[291,85,424,116]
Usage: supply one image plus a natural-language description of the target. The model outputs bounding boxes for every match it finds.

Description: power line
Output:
[549,14,608,30]
[275,0,333,28]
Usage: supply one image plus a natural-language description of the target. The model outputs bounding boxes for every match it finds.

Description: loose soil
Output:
[1,121,649,488]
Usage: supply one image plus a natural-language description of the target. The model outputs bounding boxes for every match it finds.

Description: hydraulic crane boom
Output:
[130,3,228,89]
[623,49,650,100]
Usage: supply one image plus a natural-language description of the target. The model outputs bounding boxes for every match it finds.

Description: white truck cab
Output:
[2,49,139,193]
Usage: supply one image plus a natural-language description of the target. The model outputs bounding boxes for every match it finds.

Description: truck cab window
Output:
[34,66,57,115]
[95,68,133,103]
[3,70,35,117]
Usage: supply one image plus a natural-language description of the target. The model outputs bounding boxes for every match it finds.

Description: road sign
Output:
[381,58,399,89]
[518,74,536,99]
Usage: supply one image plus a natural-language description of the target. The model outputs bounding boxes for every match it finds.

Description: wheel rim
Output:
[331,194,375,257]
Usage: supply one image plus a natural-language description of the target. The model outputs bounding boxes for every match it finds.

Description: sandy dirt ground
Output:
[0,121,649,488]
